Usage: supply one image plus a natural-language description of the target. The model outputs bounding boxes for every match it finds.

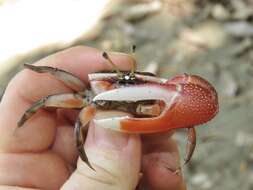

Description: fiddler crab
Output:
[17,46,219,172]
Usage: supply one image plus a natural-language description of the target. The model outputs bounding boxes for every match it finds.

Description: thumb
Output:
[61,112,141,190]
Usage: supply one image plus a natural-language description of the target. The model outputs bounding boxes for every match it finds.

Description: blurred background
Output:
[0,0,253,189]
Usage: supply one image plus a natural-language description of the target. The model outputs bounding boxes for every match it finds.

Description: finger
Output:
[61,113,141,190]
[56,109,79,126]
[0,186,40,190]
[0,152,69,190]
[142,131,174,145]
[52,126,78,166]
[141,134,186,190]
[0,46,134,153]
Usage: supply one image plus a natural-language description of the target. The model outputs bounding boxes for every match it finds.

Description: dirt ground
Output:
[1,0,253,190]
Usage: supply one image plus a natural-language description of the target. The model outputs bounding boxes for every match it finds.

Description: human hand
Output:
[0,46,186,190]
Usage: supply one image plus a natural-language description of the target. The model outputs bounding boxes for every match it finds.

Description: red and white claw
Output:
[93,84,179,133]
[92,74,218,134]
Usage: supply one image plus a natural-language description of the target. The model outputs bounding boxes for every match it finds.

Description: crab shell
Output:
[88,72,219,134]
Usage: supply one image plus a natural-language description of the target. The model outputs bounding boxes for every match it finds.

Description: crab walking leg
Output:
[74,105,96,170]
[184,127,196,165]
[24,63,86,92]
[17,93,87,127]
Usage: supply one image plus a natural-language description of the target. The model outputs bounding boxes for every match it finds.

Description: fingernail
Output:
[93,111,130,150]
[112,52,136,62]
[110,52,136,69]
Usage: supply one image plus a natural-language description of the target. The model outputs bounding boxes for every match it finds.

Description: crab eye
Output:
[124,75,130,80]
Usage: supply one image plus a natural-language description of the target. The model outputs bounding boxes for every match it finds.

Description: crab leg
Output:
[24,64,86,92]
[74,105,96,170]
[184,127,196,165]
[174,127,196,174]
[18,93,87,127]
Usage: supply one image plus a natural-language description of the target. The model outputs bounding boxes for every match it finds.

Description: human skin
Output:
[0,46,186,190]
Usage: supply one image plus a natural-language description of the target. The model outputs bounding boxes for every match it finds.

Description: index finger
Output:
[0,46,134,153]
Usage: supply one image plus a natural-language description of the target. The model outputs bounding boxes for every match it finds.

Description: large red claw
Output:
[121,83,218,133]
[93,74,218,134]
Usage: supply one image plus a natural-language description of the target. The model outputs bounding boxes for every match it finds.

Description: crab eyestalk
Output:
[131,45,136,53]
[102,50,137,80]
[102,52,124,79]
[130,45,137,76]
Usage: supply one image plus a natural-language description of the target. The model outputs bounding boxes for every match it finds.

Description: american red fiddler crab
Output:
[17,46,219,171]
